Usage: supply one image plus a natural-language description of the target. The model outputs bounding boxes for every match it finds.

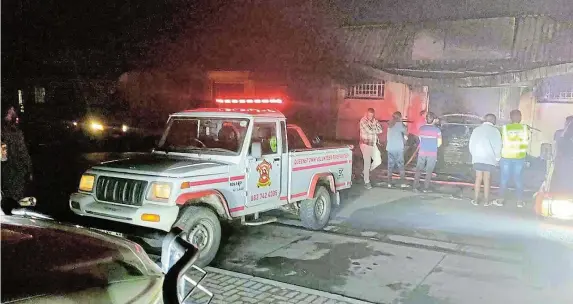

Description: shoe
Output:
[413,187,420,193]
[422,188,431,193]
[470,199,479,206]
[400,183,409,188]
[492,199,504,207]
[365,183,372,190]
[517,201,525,208]
[387,183,393,188]
[484,200,493,207]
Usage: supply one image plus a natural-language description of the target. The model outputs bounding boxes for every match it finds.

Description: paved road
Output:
[212,187,573,304]
[26,149,573,303]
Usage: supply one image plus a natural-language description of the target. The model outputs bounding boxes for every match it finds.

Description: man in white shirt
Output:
[469,114,502,206]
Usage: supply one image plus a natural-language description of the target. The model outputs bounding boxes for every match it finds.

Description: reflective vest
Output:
[501,123,529,159]
[269,136,277,153]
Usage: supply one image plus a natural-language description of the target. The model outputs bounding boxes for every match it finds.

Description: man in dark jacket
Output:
[1,105,32,213]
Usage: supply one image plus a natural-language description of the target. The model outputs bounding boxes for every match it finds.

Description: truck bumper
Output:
[70,192,179,232]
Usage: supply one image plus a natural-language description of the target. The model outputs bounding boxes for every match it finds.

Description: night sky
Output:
[3,0,572,83]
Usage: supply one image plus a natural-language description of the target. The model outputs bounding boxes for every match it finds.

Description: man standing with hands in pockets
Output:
[359,108,383,189]
[469,114,502,206]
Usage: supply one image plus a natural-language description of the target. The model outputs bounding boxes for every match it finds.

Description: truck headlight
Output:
[90,121,104,131]
[148,183,172,201]
[79,174,95,192]
[549,199,573,219]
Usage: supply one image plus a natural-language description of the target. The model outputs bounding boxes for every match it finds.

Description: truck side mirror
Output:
[540,143,553,160]
[251,142,262,159]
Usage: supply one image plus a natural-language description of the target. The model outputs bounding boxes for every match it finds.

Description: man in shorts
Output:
[468,113,502,206]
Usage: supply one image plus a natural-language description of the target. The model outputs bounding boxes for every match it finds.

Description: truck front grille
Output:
[95,177,148,207]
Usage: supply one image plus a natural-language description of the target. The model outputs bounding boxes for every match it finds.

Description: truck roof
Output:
[172,108,286,119]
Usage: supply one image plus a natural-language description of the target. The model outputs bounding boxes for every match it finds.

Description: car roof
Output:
[172,108,286,119]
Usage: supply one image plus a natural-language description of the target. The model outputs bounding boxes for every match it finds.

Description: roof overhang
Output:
[360,62,573,88]
[341,16,573,87]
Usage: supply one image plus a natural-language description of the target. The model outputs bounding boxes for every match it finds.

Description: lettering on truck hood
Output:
[92,154,229,177]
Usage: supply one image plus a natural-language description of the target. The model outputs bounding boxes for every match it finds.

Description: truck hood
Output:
[92,154,229,178]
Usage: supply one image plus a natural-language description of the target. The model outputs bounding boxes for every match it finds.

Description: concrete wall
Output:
[335,82,428,141]
[520,90,573,157]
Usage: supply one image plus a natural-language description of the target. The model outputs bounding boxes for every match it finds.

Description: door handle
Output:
[273,158,280,162]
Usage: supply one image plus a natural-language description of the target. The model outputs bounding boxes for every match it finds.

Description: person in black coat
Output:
[551,122,573,193]
[1,104,32,213]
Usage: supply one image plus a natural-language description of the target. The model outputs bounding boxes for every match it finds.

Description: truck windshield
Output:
[157,117,250,154]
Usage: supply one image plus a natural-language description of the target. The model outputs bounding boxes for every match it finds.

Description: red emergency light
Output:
[215,98,283,104]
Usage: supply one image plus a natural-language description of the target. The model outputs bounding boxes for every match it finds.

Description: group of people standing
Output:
[469,110,529,207]
[359,108,441,192]
[359,107,569,207]
[469,111,573,207]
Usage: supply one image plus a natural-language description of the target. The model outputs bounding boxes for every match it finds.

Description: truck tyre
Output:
[300,186,332,230]
[177,206,221,267]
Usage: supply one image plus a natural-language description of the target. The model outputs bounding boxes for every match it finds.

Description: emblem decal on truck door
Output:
[256,160,272,188]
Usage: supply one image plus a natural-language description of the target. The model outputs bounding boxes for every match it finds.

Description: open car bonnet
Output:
[1,216,163,303]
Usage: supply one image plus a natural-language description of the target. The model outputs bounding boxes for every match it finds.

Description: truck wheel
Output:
[300,186,332,230]
[178,206,221,267]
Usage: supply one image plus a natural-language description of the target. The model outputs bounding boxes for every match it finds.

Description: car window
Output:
[287,127,308,150]
[251,122,278,155]
[159,117,250,154]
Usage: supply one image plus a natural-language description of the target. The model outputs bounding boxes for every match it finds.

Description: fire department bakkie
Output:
[70,100,353,266]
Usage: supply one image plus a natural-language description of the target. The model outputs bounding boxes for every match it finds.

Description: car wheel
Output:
[300,186,332,230]
[176,206,221,267]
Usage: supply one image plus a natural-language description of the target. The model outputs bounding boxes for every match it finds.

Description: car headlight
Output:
[549,199,573,219]
[79,174,95,192]
[90,121,104,131]
[122,124,129,132]
[148,183,172,201]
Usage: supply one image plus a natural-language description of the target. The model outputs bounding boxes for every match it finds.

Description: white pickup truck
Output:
[70,108,353,266]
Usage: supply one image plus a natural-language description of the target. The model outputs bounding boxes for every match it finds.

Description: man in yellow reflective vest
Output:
[494,110,530,208]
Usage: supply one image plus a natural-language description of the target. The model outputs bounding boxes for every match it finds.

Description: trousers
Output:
[499,158,525,201]
[360,143,381,184]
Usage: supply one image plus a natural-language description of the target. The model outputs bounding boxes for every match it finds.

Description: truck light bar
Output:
[215,98,283,104]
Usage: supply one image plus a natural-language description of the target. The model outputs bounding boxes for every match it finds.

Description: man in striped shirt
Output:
[413,112,442,192]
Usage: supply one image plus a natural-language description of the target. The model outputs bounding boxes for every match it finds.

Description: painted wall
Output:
[520,90,573,157]
[335,82,428,141]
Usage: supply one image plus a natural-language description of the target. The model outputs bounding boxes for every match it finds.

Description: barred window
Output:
[346,81,385,99]
[541,89,573,103]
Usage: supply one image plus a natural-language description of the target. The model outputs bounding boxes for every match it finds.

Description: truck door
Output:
[246,120,282,206]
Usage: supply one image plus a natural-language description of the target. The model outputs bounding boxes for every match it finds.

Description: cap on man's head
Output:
[367,108,375,113]
[566,115,573,123]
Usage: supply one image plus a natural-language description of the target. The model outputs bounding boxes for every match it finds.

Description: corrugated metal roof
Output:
[339,24,418,65]
[513,16,573,63]
[340,16,573,73]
